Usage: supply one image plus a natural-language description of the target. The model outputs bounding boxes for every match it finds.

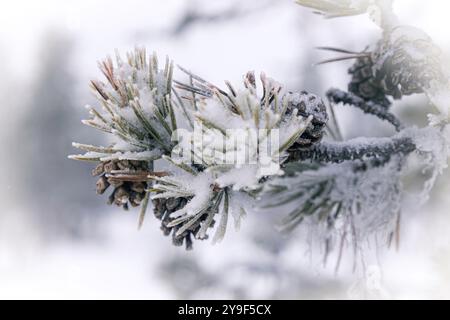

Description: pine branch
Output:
[326,88,404,131]
[289,136,415,163]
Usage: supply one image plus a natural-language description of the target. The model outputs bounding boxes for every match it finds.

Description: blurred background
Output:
[0,0,449,299]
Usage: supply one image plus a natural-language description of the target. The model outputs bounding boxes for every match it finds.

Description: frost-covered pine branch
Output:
[326,88,404,131]
[69,0,450,257]
[288,135,415,163]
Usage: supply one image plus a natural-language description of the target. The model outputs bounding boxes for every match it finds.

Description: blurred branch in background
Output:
[14,31,103,240]
[134,0,276,40]
[158,221,347,299]
[170,0,275,37]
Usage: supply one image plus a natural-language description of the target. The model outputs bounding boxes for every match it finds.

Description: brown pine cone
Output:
[152,197,215,250]
[92,159,149,210]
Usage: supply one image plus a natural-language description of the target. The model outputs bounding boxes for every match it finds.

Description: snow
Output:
[427,85,450,124]
[215,166,256,190]
[165,172,214,218]
[404,126,450,203]
[295,0,371,18]
[99,150,163,161]
[169,77,313,195]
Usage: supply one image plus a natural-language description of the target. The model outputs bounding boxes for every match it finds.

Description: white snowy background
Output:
[0,0,450,299]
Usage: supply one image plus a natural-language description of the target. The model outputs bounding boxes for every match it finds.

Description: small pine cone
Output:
[92,159,149,210]
[152,197,215,250]
[284,91,328,149]
[348,56,391,107]
[350,26,446,103]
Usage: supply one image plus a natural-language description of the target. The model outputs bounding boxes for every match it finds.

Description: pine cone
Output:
[349,26,446,104]
[348,56,391,107]
[92,160,148,210]
[285,91,328,149]
[152,197,215,250]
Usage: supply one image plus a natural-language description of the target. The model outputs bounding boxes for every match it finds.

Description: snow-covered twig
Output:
[326,88,403,131]
[289,136,415,163]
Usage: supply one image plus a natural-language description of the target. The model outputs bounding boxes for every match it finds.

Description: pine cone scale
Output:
[92,159,149,210]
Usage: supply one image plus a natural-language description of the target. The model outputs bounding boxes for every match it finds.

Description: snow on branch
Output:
[326,88,403,131]
[69,1,450,256]
[289,136,415,163]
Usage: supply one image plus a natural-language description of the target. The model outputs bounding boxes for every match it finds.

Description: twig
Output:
[326,88,403,131]
[289,136,416,163]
